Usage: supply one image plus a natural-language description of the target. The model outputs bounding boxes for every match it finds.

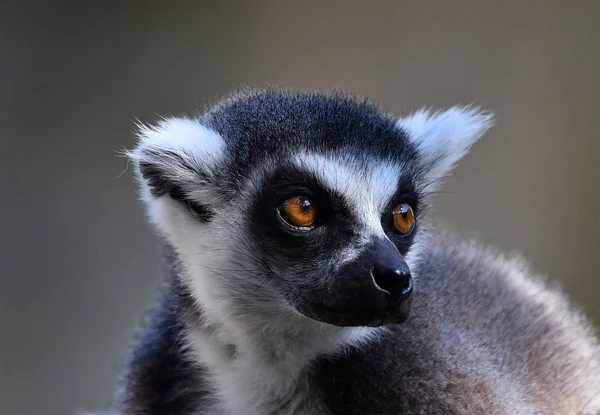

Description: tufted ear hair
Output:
[397,106,494,189]
[127,116,226,221]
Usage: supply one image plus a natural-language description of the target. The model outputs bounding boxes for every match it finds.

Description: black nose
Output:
[372,261,413,303]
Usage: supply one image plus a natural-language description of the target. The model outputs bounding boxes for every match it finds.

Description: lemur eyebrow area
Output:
[278,196,318,228]
[392,203,415,235]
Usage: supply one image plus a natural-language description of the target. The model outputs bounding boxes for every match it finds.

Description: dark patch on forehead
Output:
[202,90,418,181]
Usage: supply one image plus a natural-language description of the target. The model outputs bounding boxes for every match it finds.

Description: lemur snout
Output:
[295,238,413,327]
[371,261,413,304]
[370,238,413,305]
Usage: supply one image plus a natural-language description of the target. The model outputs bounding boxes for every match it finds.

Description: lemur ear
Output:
[397,106,494,188]
[127,117,225,219]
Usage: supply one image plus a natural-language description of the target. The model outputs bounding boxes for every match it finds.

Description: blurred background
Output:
[2,2,599,415]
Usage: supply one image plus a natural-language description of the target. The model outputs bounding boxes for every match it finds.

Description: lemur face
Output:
[131,90,492,328]
[245,156,419,327]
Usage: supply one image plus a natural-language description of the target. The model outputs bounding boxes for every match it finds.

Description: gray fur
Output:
[115,89,600,415]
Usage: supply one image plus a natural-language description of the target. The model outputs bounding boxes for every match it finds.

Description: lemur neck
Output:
[179,290,380,415]
[162,244,378,367]
[185,289,370,368]
[164,244,382,414]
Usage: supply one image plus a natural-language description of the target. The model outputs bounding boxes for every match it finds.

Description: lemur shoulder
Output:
[109,90,600,415]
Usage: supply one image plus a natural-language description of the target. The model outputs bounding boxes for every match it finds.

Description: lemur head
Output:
[130,90,492,329]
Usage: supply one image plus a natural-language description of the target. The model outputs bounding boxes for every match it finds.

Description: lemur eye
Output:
[392,203,415,235]
[278,196,318,228]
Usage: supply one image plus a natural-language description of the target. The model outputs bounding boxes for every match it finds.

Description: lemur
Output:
[114,89,600,414]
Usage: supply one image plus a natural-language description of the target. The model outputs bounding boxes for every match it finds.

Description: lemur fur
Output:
[108,89,600,415]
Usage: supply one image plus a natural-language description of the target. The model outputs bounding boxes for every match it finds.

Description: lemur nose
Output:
[371,263,413,303]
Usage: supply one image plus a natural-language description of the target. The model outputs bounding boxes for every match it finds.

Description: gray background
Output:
[2,2,599,415]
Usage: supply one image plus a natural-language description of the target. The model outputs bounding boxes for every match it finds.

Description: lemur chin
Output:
[104,89,599,415]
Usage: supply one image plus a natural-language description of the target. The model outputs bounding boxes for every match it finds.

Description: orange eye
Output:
[392,203,415,235]
[278,196,318,228]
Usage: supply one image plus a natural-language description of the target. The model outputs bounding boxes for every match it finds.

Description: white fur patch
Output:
[133,116,224,168]
[127,116,226,226]
[293,152,402,271]
[397,106,494,188]
[294,152,401,238]
[185,323,383,415]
